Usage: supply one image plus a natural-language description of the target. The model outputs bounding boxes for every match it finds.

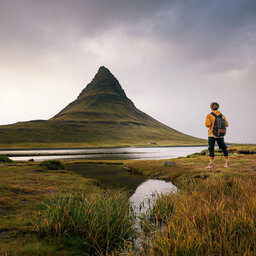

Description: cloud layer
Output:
[1,0,255,143]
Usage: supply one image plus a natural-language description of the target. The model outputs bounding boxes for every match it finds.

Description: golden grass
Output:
[124,147,256,186]
[33,188,135,255]
[124,145,256,256]
[138,175,256,255]
[0,145,255,255]
[0,162,99,255]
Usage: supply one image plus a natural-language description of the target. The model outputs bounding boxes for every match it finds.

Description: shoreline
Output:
[1,144,224,151]
[0,146,208,161]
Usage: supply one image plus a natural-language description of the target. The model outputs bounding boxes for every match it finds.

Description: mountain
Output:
[0,66,205,148]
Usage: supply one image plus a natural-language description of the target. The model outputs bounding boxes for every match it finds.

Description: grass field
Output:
[125,145,256,255]
[0,119,206,149]
[0,145,255,255]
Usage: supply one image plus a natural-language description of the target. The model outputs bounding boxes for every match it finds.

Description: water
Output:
[67,163,177,218]
[130,179,177,216]
[67,163,147,192]
[1,146,206,161]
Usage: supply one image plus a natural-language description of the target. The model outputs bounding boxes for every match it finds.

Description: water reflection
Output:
[67,163,147,192]
[2,146,206,161]
[130,179,177,216]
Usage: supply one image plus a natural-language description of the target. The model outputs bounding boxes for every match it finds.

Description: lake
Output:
[2,146,206,161]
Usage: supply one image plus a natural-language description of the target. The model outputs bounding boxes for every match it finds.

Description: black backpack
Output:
[211,112,226,137]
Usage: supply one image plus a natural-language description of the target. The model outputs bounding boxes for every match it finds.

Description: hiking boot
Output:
[205,163,215,169]
[224,161,230,168]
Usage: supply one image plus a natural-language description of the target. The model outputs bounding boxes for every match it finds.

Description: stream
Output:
[67,163,178,217]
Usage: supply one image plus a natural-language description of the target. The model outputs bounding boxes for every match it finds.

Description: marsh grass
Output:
[139,175,256,256]
[39,160,65,170]
[0,155,13,162]
[33,188,136,255]
[1,146,255,255]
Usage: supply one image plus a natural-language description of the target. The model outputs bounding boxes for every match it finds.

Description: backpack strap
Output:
[210,112,217,118]
[210,112,222,118]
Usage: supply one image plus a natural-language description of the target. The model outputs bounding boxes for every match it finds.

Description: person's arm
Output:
[205,114,212,128]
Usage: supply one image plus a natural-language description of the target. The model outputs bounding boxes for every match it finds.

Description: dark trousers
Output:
[208,137,228,158]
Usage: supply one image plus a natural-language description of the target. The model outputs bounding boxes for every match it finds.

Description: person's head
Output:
[210,102,219,110]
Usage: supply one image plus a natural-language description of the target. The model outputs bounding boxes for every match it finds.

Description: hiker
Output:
[205,102,230,169]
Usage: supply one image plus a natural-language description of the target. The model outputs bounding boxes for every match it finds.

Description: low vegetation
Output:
[124,145,256,186]
[138,175,256,255]
[33,189,135,255]
[0,156,13,162]
[39,160,65,170]
[0,145,255,255]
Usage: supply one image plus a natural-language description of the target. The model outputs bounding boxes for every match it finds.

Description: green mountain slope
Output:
[0,67,206,148]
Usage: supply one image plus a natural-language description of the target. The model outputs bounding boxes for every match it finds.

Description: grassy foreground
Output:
[125,145,256,255]
[135,175,256,256]
[0,145,255,255]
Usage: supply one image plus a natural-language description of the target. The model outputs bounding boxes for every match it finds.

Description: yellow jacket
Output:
[205,110,228,137]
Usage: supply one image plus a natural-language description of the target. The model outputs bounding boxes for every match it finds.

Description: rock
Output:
[123,166,140,175]
[123,167,133,172]
[164,161,175,166]
[28,159,34,162]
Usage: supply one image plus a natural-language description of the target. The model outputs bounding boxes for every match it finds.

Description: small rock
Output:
[123,167,133,172]
[164,161,175,166]
[28,159,34,162]
[123,166,139,174]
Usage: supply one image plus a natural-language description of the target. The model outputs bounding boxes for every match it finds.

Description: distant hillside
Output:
[0,66,206,148]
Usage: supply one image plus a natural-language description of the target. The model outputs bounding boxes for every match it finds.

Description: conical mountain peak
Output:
[1,66,205,147]
[92,66,114,82]
[97,66,113,76]
[78,66,127,99]
[51,66,134,121]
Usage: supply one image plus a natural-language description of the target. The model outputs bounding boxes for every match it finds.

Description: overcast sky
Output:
[1,0,255,143]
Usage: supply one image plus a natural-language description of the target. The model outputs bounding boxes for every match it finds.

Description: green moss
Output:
[39,160,65,170]
[0,156,13,162]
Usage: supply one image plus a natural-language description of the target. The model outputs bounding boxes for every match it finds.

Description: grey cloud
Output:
[0,0,255,143]
[1,0,255,73]
[0,0,171,65]
[144,0,256,72]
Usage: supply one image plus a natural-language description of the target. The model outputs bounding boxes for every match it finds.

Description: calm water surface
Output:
[67,163,178,217]
[3,146,206,161]
[130,179,177,216]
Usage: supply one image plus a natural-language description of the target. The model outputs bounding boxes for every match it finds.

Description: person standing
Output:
[205,102,230,169]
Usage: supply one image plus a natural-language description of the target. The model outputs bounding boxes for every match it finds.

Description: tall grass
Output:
[33,188,136,255]
[139,175,256,256]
